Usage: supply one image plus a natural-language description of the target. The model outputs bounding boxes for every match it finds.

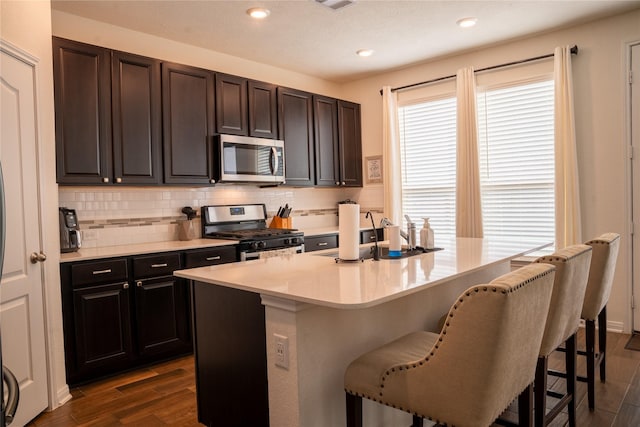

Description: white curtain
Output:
[554,46,582,248]
[382,86,403,226]
[455,67,484,237]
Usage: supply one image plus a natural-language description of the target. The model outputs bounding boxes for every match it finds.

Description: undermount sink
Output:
[319,246,440,260]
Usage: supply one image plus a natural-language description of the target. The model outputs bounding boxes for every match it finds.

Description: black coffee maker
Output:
[59,207,81,253]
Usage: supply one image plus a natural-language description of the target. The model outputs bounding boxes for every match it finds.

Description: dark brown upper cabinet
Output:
[277,87,315,186]
[337,100,363,187]
[313,96,340,187]
[162,62,216,185]
[53,38,162,185]
[215,73,248,136]
[53,37,112,185]
[111,51,162,185]
[248,80,278,139]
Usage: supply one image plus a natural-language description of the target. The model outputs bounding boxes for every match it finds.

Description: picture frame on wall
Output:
[365,155,383,184]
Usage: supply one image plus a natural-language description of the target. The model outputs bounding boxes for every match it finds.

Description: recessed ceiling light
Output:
[456,17,478,28]
[356,49,374,57]
[247,8,270,19]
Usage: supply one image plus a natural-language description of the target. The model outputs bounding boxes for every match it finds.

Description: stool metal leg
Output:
[346,393,363,427]
[586,319,596,411]
[518,383,534,427]
[566,333,577,427]
[598,306,607,382]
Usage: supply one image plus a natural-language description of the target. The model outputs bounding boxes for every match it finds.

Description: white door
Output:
[632,43,640,331]
[1,43,49,424]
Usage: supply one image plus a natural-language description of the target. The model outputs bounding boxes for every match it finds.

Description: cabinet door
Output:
[71,282,133,381]
[134,276,192,358]
[248,80,278,139]
[53,37,112,185]
[112,51,162,185]
[278,87,315,186]
[337,100,363,187]
[162,62,215,184]
[215,73,248,136]
[313,96,340,187]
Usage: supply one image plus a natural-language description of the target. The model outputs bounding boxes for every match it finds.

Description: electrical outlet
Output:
[274,333,289,369]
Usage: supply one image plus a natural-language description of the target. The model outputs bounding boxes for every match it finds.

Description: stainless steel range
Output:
[201,204,304,261]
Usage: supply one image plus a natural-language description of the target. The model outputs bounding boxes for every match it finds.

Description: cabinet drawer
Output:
[132,253,181,278]
[71,259,128,287]
[184,246,237,268]
[304,235,338,252]
[360,229,383,244]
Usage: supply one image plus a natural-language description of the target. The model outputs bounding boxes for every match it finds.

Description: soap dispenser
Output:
[420,218,435,249]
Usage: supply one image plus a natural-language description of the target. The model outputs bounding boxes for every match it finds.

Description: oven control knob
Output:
[284,238,290,245]
[250,241,259,250]
[291,237,298,245]
[257,241,266,249]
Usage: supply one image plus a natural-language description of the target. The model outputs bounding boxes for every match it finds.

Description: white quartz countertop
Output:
[175,237,551,309]
[59,238,238,263]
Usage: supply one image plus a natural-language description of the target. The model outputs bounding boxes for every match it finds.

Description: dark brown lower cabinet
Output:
[71,282,134,381]
[134,275,192,358]
[61,254,193,385]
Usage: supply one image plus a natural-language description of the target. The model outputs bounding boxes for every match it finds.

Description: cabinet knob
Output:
[136,281,143,287]
[102,177,110,183]
[341,181,346,186]
[335,182,340,186]
[29,251,47,264]
[210,179,216,184]
[115,177,122,183]
[123,283,129,289]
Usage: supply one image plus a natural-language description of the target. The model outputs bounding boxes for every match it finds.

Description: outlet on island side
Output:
[274,333,289,369]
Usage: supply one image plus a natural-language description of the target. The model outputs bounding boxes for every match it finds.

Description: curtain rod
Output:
[380,45,578,95]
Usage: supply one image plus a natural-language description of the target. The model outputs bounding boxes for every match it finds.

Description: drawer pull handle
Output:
[123,283,129,289]
[317,242,328,246]
[92,269,112,275]
[136,281,142,287]
[151,263,168,268]
[206,256,221,261]
[369,236,376,240]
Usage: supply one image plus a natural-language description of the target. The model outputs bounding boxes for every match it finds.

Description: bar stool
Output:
[344,263,556,427]
[579,233,620,410]
[532,245,592,427]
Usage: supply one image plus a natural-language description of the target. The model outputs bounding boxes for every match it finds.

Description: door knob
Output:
[30,251,47,264]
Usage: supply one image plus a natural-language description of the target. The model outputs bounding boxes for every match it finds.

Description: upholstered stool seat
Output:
[344,263,556,427]
[531,244,592,427]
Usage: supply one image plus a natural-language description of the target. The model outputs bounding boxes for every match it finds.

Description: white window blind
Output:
[477,79,555,241]
[399,97,457,236]
[398,78,555,242]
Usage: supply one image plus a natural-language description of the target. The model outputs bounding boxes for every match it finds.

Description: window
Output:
[477,79,555,240]
[398,78,555,242]
[399,96,457,236]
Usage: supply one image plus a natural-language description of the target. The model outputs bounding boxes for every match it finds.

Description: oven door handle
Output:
[270,147,278,176]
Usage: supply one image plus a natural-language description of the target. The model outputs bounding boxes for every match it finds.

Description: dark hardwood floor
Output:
[28,330,640,426]
[27,356,199,426]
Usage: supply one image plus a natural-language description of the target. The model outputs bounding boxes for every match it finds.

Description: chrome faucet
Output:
[380,215,417,250]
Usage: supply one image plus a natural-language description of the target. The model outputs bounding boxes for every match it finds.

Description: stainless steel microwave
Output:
[215,134,285,184]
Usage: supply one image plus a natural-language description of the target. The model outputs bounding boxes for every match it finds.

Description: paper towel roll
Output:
[338,204,360,261]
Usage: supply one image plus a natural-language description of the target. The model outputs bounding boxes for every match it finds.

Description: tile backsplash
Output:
[59,185,383,248]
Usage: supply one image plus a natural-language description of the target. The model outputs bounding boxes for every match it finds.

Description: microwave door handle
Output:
[270,147,278,175]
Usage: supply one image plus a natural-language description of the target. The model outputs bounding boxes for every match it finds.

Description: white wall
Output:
[340,9,640,332]
[0,0,69,410]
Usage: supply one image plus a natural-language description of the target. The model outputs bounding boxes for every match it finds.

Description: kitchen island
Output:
[175,237,550,427]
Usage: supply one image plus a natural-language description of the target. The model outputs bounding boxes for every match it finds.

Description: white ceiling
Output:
[51,0,640,83]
